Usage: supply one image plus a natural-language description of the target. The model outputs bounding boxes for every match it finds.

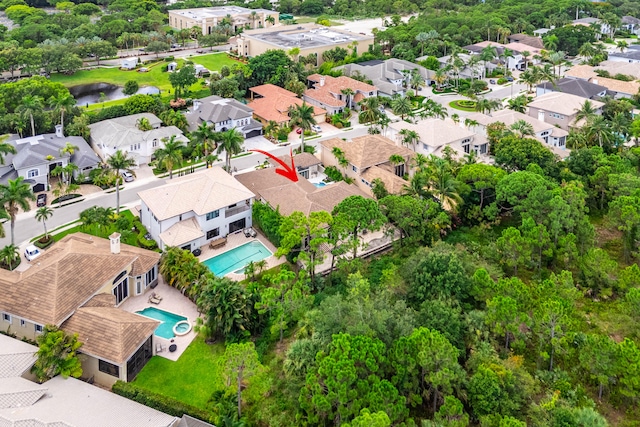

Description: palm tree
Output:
[378,114,391,137]
[288,102,316,152]
[156,135,185,179]
[340,88,355,109]
[359,97,381,124]
[399,128,420,151]
[479,45,497,79]
[518,69,537,93]
[0,244,19,270]
[509,120,535,137]
[35,206,54,240]
[389,154,406,176]
[423,99,448,120]
[415,31,437,57]
[331,146,348,174]
[574,100,598,125]
[586,115,613,149]
[136,117,152,131]
[434,68,448,90]
[0,177,35,245]
[427,157,462,213]
[391,95,412,120]
[18,95,44,137]
[475,97,502,114]
[507,95,530,113]
[0,135,16,165]
[191,122,217,167]
[617,40,629,53]
[216,129,244,173]
[48,93,76,129]
[548,51,566,77]
[104,150,136,215]
[409,69,425,91]
[265,15,275,26]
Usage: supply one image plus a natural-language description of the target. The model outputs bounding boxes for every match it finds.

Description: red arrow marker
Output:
[249,148,299,182]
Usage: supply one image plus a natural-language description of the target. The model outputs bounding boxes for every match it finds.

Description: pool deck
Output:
[119,278,200,362]
[196,229,284,281]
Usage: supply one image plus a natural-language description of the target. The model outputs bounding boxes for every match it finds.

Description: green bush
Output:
[324,165,344,182]
[161,65,168,72]
[252,201,283,247]
[51,193,82,205]
[112,381,212,422]
[123,80,139,96]
[164,56,175,62]
[34,237,54,249]
[497,77,507,85]
[137,233,158,250]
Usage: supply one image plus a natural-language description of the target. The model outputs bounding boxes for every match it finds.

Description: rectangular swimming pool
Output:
[202,240,272,276]
[136,307,187,339]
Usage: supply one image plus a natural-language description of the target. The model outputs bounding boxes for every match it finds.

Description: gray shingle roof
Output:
[537,77,607,99]
[195,96,254,124]
[177,415,215,427]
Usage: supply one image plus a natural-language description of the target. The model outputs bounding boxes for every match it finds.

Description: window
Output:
[35,324,43,333]
[206,210,219,220]
[394,164,405,177]
[27,169,39,178]
[112,276,129,305]
[352,165,357,172]
[462,138,471,144]
[99,360,120,377]
[146,266,156,286]
[20,319,26,327]
[463,144,471,154]
[2,313,11,323]
[152,139,158,148]
[207,228,220,239]
[130,143,141,151]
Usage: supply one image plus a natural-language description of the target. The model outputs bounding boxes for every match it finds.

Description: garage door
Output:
[33,183,45,193]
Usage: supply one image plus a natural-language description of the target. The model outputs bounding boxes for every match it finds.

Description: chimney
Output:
[55,124,63,138]
[193,99,201,113]
[592,78,598,85]
[109,232,121,254]
[538,110,545,123]
[319,76,325,87]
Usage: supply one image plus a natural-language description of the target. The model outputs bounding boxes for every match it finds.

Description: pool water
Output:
[136,307,187,339]
[202,240,272,276]
[314,182,326,188]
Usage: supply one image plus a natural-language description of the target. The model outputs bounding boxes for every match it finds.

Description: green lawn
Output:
[51,53,239,92]
[132,337,225,409]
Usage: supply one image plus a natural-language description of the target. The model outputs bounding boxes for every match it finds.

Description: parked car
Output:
[311,125,322,133]
[137,67,149,73]
[24,245,41,262]
[489,79,496,84]
[121,171,134,182]
[296,128,303,134]
[196,49,205,53]
[36,193,47,207]
[506,76,514,82]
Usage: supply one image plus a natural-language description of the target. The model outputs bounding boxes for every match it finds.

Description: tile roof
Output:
[361,165,407,194]
[267,152,321,169]
[0,377,48,410]
[507,33,544,49]
[528,92,604,116]
[305,74,376,107]
[342,59,433,96]
[622,15,640,25]
[0,334,38,379]
[177,414,216,427]
[248,93,325,124]
[159,217,205,247]
[250,83,296,98]
[234,168,368,216]
[564,65,640,95]
[537,77,607,99]
[0,375,178,427]
[0,233,160,326]
[138,167,255,221]
[320,134,414,169]
[389,119,476,148]
[195,95,254,123]
[62,306,158,365]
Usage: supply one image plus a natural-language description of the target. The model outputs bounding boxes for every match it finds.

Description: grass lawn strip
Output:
[132,337,225,409]
[448,99,477,112]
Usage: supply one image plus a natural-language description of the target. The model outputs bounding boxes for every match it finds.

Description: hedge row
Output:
[112,381,212,422]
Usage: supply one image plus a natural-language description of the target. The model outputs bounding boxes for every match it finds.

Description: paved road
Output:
[5,126,368,250]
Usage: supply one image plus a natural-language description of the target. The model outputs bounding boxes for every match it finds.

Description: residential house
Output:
[0,125,100,193]
[467,109,570,158]
[88,113,188,165]
[236,24,373,65]
[341,59,435,97]
[572,17,610,36]
[622,16,640,35]
[267,152,322,180]
[168,6,279,35]
[186,95,263,137]
[304,74,377,115]
[464,41,541,71]
[319,135,414,196]
[388,118,490,158]
[536,77,608,99]
[506,33,545,50]
[564,64,640,98]
[0,334,215,427]
[607,49,640,64]
[533,28,552,37]
[0,233,161,387]
[437,53,490,80]
[527,92,604,130]
[138,167,255,252]
[248,84,326,126]
[235,165,370,217]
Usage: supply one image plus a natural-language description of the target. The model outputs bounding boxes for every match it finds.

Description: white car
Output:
[311,125,322,133]
[24,245,41,262]
[121,171,134,182]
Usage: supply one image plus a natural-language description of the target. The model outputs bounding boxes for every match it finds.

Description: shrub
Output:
[161,65,168,72]
[164,56,175,62]
[51,193,82,205]
[137,232,158,250]
[112,381,212,422]
[34,237,54,249]
[252,201,283,247]
[497,77,507,85]
[324,165,344,182]
[123,80,139,96]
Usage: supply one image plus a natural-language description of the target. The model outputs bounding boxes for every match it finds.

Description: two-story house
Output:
[138,167,255,252]
[0,232,160,387]
[0,125,100,193]
[304,75,377,115]
[89,113,188,165]
[467,109,570,158]
[388,119,489,158]
[248,84,326,127]
[319,135,414,196]
[341,59,434,97]
[186,95,263,137]
[527,92,604,130]
[536,77,608,99]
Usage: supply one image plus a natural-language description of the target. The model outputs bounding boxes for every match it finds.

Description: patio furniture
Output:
[209,237,227,249]
[151,292,163,301]
[249,228,257,238]
[243,228,251,238]
[149,295,161,305]
[156,343,166,353]
[169,344,177,352]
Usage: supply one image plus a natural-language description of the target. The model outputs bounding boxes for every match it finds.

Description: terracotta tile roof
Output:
[0,233,160,327]
[159,217,205,247]
[304,88,345,107]
[507,34,544,49]
[250,83,296,98]
[528,92,604,116]
[361,165,407,195]
[248,95,325,124]
[304,74,377,108]
[138,167,255,221]
[82,294,116,308]
[320,134,414,169]
[469,109,569,137]
[267,152,321,169]
[62,306,158,365]
[565,65,640,94]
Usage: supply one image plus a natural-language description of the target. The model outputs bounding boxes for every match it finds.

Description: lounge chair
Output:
[156,342,166,353]
[243,228,251,238]
[149,295,161,305]
[249,228,257,238]
[151,292,163,301]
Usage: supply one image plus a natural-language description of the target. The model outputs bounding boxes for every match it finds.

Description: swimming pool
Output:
[202,240,272,276]
[314,182,326,188]
[136,307,188,339]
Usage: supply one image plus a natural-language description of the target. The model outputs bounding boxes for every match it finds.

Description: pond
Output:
[69,82,160,106]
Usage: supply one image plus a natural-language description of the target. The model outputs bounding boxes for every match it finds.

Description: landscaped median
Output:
[448,99,477,112]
